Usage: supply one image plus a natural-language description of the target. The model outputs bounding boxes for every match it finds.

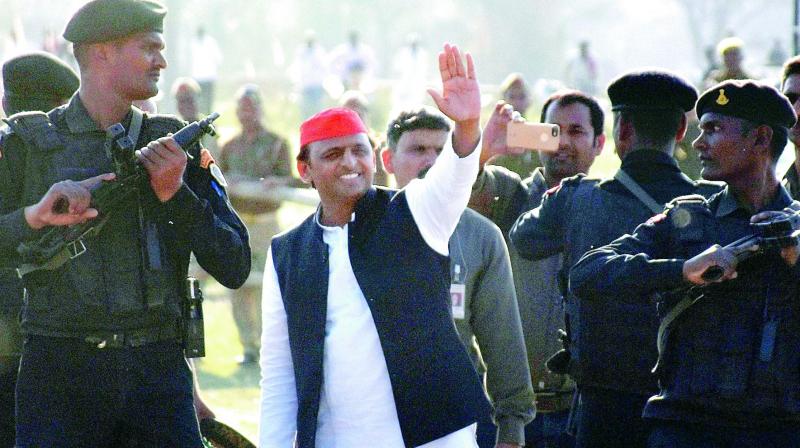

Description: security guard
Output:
[0,52,79,448]
[509,71,721,448]
[0,1,250,446]
[571,81,800,446]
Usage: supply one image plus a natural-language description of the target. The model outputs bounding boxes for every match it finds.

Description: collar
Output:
[313,205,355,230]
[715,184,793,218]
[65,93,133,134]
[620,149,680,171]
[529,167,548,190]
[314,187,379,231]
[65,93,100,133]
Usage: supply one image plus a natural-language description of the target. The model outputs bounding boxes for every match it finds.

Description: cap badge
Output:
[716,89,730,106]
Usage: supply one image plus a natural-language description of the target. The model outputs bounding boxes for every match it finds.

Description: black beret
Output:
[63,0,167,44]
[696,80,797,129]
[607,70,697,113]
[2,52,79,115]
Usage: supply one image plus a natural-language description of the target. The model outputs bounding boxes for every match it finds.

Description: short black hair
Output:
[540,90,604,138]
[385,107,451,151]
[615,108,684,148]
[782,55,800,85]
[297,144,310,162]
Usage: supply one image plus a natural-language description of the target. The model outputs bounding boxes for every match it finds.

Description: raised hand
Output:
[428,43,481,156]
[427,44,480,124]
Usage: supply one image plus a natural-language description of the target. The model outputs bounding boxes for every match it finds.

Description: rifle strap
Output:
[16,216,111,279]
[129,106,144,147]
[652,291,704,373]
[614,169,664,214]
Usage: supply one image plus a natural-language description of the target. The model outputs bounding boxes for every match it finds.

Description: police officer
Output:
[571,81,800,447]
[0,1,250,446]
[509,71,720,448]
[0,52,79,448]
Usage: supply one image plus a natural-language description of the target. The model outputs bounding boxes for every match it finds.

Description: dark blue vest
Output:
[564,180,662,394]
[271,187,491,448]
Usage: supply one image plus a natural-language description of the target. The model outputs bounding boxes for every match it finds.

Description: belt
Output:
[535,390,574,413]
[83,325,180,349]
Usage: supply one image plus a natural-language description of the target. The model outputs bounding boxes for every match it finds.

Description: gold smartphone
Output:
[506,121,560,151]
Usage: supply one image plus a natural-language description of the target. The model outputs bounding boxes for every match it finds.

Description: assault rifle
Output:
[16,113,220,278]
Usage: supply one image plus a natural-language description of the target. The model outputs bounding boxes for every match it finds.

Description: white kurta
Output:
[258,139,480,448]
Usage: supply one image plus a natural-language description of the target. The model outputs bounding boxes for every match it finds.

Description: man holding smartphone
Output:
[470,90,605,447]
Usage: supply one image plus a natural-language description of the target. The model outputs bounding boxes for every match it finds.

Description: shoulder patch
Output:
[199,147,215,170]
[545,184,561,196]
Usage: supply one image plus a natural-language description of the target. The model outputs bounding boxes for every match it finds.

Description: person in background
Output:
[0,50,78,448]
[472,89,606,447]
[571,80,800,448]
[220,84,293,365]
[2,1,250,444]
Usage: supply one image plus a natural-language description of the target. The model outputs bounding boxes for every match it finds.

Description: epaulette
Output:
[542,173,595,197]
[664,194,712,225]
[665,193,709,210]
[2,111,61,153]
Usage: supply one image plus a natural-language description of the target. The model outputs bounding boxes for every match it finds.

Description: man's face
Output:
[723,48,743,70]
[782,73,800,147]
[175,90,199,121]
[298,133,374,206]
[107,32,166,101]
[504,84,530,114]
[236,96,262,130]
[383,128,449,188]
[693,112,756,182]
[540,100,603,180]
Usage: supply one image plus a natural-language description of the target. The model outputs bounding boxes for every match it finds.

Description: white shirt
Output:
[258,138,480,448]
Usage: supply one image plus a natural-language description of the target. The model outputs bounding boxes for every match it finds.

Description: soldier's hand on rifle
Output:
[751,202,800,266]
[24,173,116,230]
[683,244,739,285]
[136,135,187,202]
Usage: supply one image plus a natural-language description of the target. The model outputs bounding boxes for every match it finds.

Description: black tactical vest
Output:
[6,109,183,336]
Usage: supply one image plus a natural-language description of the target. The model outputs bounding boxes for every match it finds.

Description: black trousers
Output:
[575,386,651,448]
[15,336,202,447]
[0,356,18,448]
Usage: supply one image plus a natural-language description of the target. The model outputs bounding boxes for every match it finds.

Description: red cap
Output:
[300,107,368,147]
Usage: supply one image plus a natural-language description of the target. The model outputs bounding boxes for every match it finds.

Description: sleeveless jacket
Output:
[271,187,491,448]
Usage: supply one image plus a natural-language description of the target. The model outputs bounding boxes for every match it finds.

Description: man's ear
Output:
[593,133,606,156]
[675,114,688,142]
[381,146,395,174]
[297,159,312,184]
[753,124,774,155]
